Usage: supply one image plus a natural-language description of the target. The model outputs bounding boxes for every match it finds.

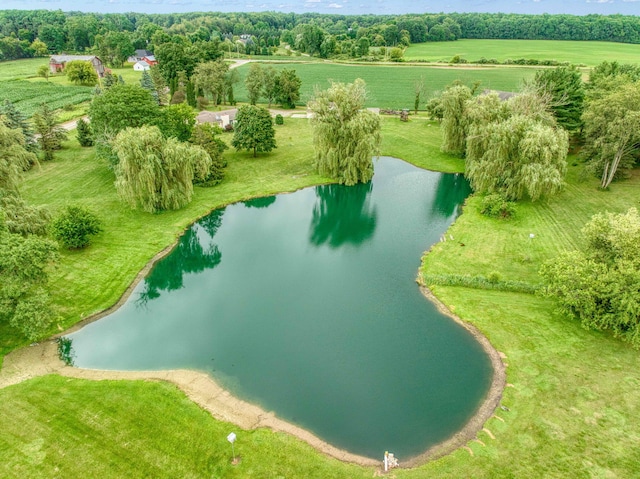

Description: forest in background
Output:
[2,10,640,62]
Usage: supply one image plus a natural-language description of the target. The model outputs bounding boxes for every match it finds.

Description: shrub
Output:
[275,114,284,125]
[480,193,516,219]
[197,96,209,110]
[76,118,93,147]
[170,90,186,104]
[50,205,103,249]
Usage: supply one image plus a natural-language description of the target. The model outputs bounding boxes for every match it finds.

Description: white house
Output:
[133,61,150,71]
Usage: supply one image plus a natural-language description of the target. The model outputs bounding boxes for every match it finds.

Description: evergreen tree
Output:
[1,100,37,153]
[140,70,159,104]
[76,118,93,147]
[32,103,67,161]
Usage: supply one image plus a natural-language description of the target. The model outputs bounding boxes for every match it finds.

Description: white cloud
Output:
[328,2,343,7]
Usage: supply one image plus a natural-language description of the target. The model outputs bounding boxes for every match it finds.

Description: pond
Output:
[67,157,493,461]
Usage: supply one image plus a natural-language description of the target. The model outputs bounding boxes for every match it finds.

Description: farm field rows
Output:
[404,39,640,66]
[232,62,535,108]
[0,80,93,117]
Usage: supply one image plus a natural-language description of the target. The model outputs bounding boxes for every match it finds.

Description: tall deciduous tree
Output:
[541,208,640,347]
[96,31,134,68]
[262,66,279,108]
[112,126,211,213]
[231,105,276,157]
[189,123,228,186]
[0,121,56,340]
[155,103,196,142]
[192,60,229,106]
[582,80,640,189]
[308,79,381,186]
[275,69,302,109]
[245,63,264,105]
[32,103,67,161]
[89,84,160,138]
[0,229,58,340]
[64,60,98,86]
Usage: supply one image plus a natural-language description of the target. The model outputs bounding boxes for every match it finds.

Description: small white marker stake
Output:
[227,432,237,464]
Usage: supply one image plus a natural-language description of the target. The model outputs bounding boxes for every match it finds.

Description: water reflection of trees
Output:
[428,173,471,220]
[242,196,277,209]
[138,209,224,304]
[310,182,377,248]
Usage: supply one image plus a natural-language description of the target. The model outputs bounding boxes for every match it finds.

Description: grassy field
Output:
[404,39,640,66]
[2,96,640,476]
[232,62,535,108]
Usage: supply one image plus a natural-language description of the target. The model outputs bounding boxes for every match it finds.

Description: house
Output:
[49,55,105,77]
[133,61,150,71]
[197,108,238,129]
[481,89,517,101]
[141,55,157,66]
[127,49,153,63]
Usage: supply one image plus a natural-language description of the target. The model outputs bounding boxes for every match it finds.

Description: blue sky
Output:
[2,0,640,15]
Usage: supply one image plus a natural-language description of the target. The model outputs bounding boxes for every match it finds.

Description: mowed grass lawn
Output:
[232,62,535,108]
[404,38,640,66]
[2,115,640,477]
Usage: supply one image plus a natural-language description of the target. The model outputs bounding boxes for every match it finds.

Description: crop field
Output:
[0,80,93,117]
[233,62,535,108]
[404,39,640,66]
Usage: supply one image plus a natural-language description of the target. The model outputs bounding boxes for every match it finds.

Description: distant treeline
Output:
[1,9,640,61]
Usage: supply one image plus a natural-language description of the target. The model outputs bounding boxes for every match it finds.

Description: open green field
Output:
[1,113,640,477]
[233,62,535,108]
[404,39,640,66]
[0,58,49,81]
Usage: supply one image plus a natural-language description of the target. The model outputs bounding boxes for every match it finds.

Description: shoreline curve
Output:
[1,195,506,471]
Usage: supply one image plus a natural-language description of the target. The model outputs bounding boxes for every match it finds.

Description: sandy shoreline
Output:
[0,219,506,470]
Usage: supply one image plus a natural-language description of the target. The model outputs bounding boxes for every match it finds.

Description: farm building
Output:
[127,49,153,63]
[49,55,105,77]
[133,61,150,71]
[142,55,157,66]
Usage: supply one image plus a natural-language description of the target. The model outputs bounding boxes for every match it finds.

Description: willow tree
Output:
[466,114,568,201]
[112,126,211,213]
[308,79,381,186]
[440,84,472,155]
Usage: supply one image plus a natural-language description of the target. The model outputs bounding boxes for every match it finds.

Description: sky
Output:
[2,0,640,15]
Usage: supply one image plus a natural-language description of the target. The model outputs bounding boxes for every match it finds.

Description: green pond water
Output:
[68,157,493,460]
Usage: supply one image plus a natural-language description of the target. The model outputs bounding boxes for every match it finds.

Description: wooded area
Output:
[2,9,640,62]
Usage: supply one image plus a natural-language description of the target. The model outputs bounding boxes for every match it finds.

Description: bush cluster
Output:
[480,194,516,219]
[422,273,539,294]
[50,205,103,249]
